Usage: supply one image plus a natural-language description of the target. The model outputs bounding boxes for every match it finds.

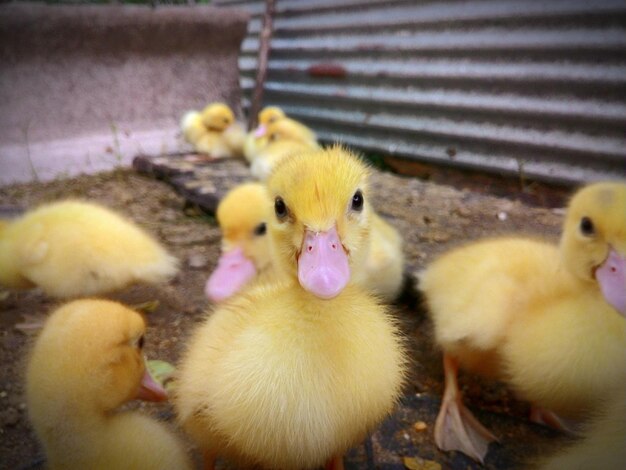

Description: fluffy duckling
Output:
[250,118,321,180]
[244,106,317,164]
[26,299,192,470]
[204,182,279,302]
[180,102,244,158]
[176,146,407,470]
[419,182,626,463]
[0,200,178,298]
[243,106,284,163]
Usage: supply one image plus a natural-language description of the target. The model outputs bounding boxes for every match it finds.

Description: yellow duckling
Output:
[26,299,192,470]
[204,182,279,302]
[176,146,407,470]
[250,118,320,180]
[244,106,318,164]
[243,106,283,163]
[419,182,626,463]
[0,200,178,298]
[180,102,244,158]
[244,106,285,162]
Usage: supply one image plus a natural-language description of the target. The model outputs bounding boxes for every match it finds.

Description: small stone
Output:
[413,421,427,432]
[0,407,20,427]
[403,457,442,470]
[188,253,209,269]
[497,211,508,221]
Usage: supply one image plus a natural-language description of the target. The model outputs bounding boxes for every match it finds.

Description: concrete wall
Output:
[0,3,249,185]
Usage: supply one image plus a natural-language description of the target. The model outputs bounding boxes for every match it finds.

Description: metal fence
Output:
[215,0,626,184]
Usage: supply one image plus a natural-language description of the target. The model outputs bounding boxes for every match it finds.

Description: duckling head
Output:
[205,183,273,302]
[27,299,167,420]
[201,103,235,132]
[560,182,626,315]
[265,118,315,145]
[266,145,370,299]
[253,106,286,138]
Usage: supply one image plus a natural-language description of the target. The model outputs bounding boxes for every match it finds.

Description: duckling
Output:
[26,299,192,470]
[258,105,286,127]
[243,106,284,163]
[245,106,317,164]
[176,146,407,470]
[419,182,626,463]
[205,182,279,302]
[180,103,244,158]
[250,118,320,180]
[0,200,178,298]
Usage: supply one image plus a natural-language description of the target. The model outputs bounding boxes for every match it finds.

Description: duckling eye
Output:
[275,197,288,220]
[580,216,595,236]
[137,335,145,349]
[351,190,364,212]
[254,222,267,236]
[269,133,278,141]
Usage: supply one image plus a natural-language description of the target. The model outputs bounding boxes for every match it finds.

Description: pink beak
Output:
[135,367,168,402]
[596,249,626,317]
[298,226,350,299]
[254,124,267,138]
[205,247,257,302]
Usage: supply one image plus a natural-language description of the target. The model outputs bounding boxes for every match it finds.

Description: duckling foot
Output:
[434,355,497,463]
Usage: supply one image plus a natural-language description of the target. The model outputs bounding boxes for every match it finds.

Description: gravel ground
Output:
[0,165,573,470]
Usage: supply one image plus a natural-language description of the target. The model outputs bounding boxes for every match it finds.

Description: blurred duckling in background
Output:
[180,102,245,158]
[205,182,279,302]
[353,210,405,301]
[26,299,192,470]
[244,106,285,162]
[250,118,321,180]
[0,200,178,298]
[176,147,407,470]
[419,182,626,463]
[244,105,318,164]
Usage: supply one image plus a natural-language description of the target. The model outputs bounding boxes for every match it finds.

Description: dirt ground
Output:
[0,163,574,470]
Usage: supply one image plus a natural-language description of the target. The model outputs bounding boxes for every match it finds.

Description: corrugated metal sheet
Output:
[214,0,626,184]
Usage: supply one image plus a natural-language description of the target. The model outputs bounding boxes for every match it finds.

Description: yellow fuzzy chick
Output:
[243,106,285,163]
[26,299,192,470]
[176,146,407,470]
[419,182,626,463]
[180,102,244,158]
[0,200,178,298]
[244,106,317,164]
[204,182,279,302]
[250,118,320,180]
